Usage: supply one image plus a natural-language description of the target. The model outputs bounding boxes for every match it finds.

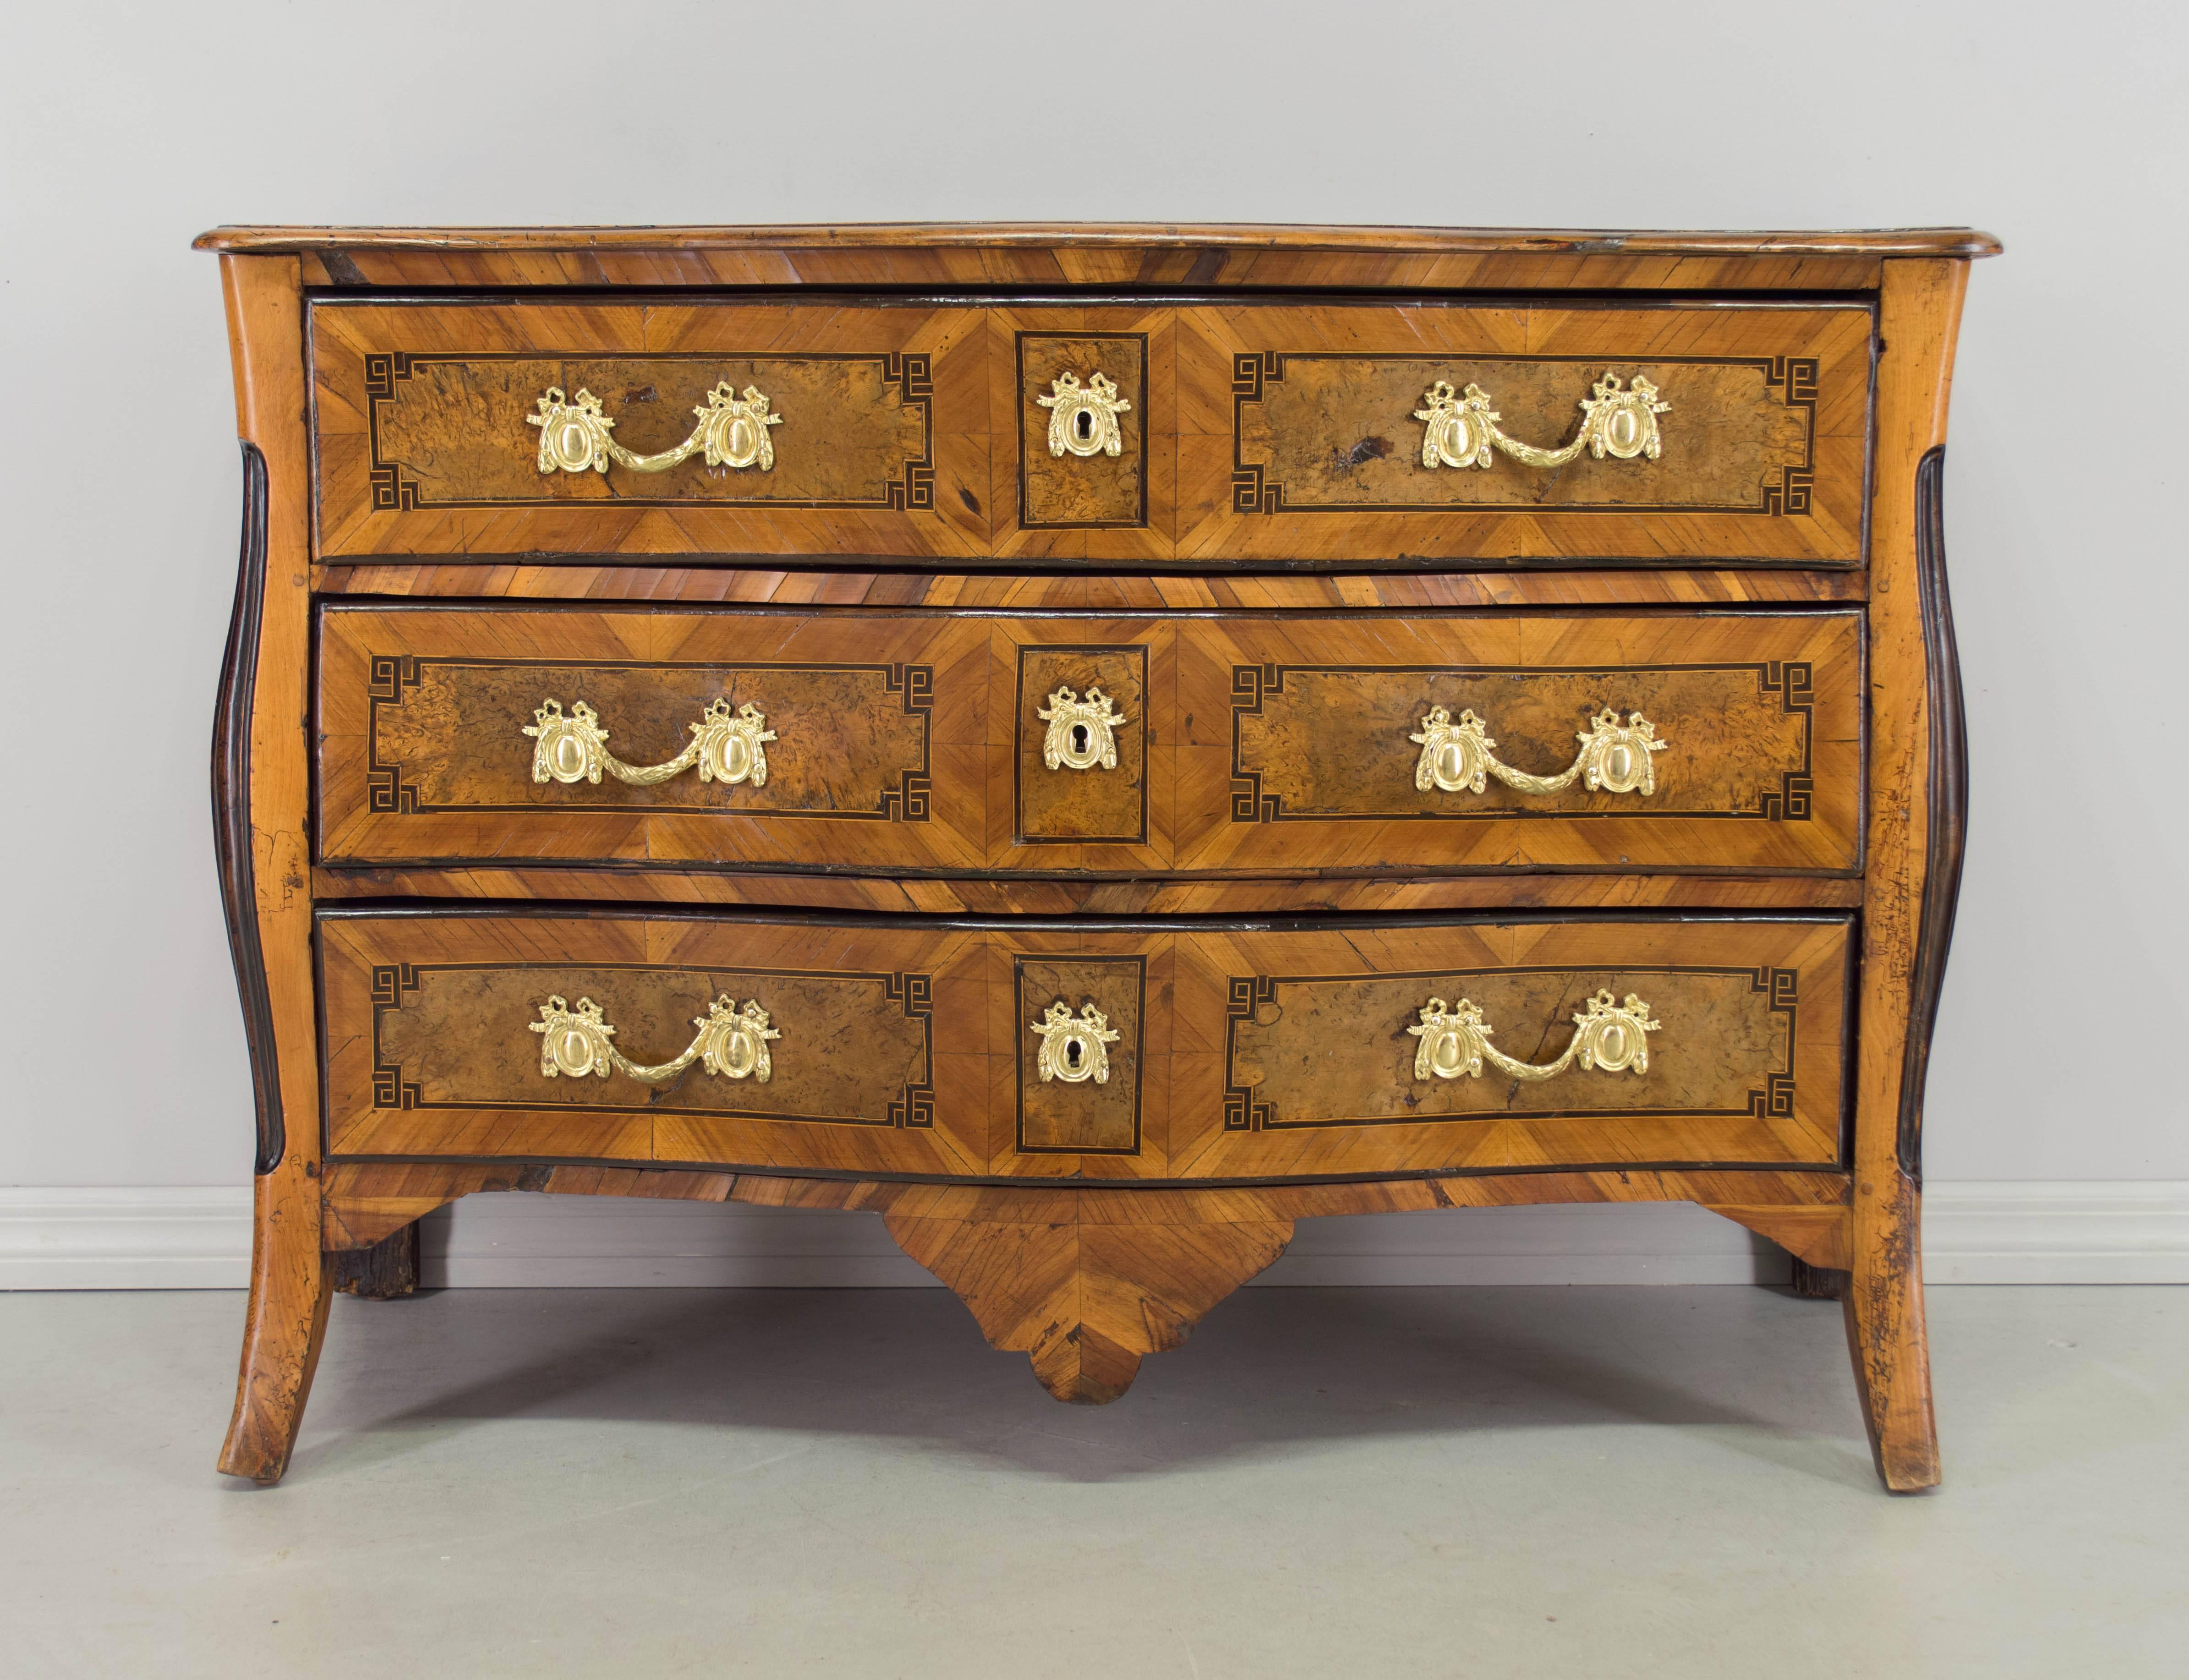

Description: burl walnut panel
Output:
[1180,301,1873,564]
[1013,954,1149,1158]
[319,911,988,1176]
[1245,361,1803,510]
[1013,643,1151,846]
[320,606,984,873]
[310,300,992,559]
[320,909,1845,1184]
[1200,611,1861,874]
[1168,917,1847,1181]
[376,664,928,817]
[1208,613,1856,880]
[376,358,925,504]
[991,306,1175,562]
[321,607,1855,877]
[1233,969,1785,1126]
[1015,333,1149,529]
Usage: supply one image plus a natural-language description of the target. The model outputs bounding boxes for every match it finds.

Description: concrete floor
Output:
[1,1286,2182,1679]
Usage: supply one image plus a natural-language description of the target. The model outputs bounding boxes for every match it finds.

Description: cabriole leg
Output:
[217,1172,332,1484]
[1843,259,1968,1494]
[1844,1171,1939,1492]
[213,254,326,1486]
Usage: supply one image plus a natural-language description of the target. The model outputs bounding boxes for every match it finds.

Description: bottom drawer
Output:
[321,909,1849,1182]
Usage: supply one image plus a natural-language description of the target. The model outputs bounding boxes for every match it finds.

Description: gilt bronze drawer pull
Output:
[531,993,781,1085]
[1037,685,1131,772]
[528,381,783,475]
[1410,706,1669,797]
[1413,372,1670,471]
[1035,370,1132,458]
[524,697,777,789]
[1409,990,1661,1084]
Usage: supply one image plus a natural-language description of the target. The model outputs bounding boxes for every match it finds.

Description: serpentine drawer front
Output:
[317,605,1860,875]
[209,222,1992,1488]
[310,295,1869,566]
[1179,299,1872,566]
[319,909,1849,1181]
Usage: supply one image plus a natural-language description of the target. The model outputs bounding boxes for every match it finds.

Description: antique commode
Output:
[201,223,1992,1489]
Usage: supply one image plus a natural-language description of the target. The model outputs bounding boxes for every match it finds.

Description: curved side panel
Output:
[213,440,283,1174]
[1894,446,1967,1184]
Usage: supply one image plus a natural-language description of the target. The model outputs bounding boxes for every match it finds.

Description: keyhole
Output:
[1071,723,1090,755]
[1066,1040,1083,1069]
[1075,409,1093,440]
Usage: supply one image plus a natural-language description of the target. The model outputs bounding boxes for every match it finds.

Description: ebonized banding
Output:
[1896,445,1967,1183]
[213,441,285,1175]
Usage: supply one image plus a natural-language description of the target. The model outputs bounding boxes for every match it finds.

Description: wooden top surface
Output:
[193,222,2003,258]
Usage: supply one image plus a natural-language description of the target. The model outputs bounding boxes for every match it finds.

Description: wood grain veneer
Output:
[313,562,1868,609]
[309,296,1871,568]
[318,908,1848,1187]
[308,867,1865,915]
[317,606,1861,878]
[198,221,1999,296]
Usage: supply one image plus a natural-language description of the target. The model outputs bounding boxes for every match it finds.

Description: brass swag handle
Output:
[1038,685,1131,772]
[524,697,777,789]
[532,993,780,1085]
[1409,990,1660,1084]
[1410,706,1669,797]
[528,382,783,475]
[1036,370,1132,458]
[1413,372,1670,471]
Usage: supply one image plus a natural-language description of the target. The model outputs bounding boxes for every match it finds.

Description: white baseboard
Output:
[1,1181,2184,1290]
[0,1188,257,1290]
[1918,1181,2189,1283]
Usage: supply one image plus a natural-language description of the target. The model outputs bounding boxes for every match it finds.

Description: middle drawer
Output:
[318,606,1861,875]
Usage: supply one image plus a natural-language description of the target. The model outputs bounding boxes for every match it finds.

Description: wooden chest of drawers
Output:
[202,222,1994,1489]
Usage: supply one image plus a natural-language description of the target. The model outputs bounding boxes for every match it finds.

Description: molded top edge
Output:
[192,222,2003,258]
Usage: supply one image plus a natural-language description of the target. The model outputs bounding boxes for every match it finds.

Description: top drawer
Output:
[310,297,1871,568]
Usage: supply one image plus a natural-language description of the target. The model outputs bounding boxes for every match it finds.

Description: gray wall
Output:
[3,0,2182,1189]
